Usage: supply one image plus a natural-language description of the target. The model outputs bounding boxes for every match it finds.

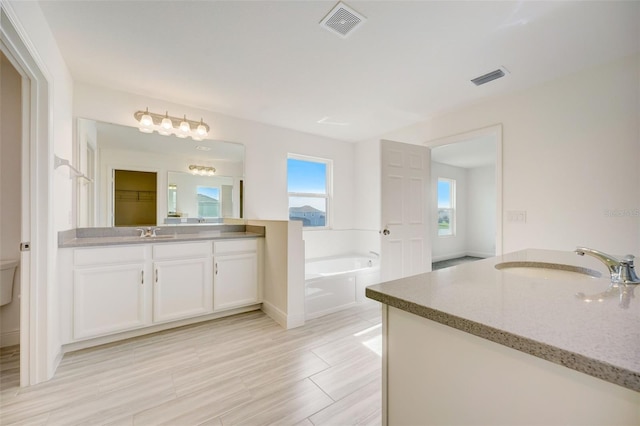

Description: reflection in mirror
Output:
[76,118,245,227]
[166,172,237,222]
[168,184,178,216]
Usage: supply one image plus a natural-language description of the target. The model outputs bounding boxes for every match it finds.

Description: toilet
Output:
[0,259,18,306]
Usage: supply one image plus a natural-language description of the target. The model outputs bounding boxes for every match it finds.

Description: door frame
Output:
[1,4,54,385]
[425,124,503,256]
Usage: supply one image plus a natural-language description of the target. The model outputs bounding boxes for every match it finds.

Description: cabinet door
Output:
[153,257,213,323]
[74,263,147,339]
[214,253,258,311]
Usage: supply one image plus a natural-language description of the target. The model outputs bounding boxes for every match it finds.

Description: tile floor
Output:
[0,303,382,426]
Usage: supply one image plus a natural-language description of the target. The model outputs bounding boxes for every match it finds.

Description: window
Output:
[287,155,332,228]
[437,178,455,236]
[197,186,220,217]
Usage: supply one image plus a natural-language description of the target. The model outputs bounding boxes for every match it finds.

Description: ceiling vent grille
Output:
[471,67,509,86]
[320,2,366,38]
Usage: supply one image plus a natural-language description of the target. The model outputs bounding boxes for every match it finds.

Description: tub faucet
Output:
[369,251,380,258]
[575,247,640,285]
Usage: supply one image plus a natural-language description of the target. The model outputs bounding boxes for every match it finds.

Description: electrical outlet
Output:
[507,210,527,223]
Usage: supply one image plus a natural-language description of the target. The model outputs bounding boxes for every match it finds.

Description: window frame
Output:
[437,177,456,237]
[196,185,221,218]
[287,153,333,229]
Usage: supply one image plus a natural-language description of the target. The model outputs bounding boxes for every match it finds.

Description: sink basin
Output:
[495,261,602,280]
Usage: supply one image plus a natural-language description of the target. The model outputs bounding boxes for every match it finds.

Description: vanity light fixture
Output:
[134,109,210,140]
[188,165,216,176]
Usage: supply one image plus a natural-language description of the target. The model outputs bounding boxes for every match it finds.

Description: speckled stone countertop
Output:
[58,224,265,248]
[365,249,640,392]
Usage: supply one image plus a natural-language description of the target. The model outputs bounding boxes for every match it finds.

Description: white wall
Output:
[247,220,305,329]
[467,166,496,258]
[431,162,468,261]
[0,52,22,346]
[356,54,640,257]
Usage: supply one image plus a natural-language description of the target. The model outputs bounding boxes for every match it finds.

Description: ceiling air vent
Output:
[320,2,366,38]
[471,67,509,86]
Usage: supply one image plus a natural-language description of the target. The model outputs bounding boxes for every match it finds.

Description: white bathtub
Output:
[305,255,380,319]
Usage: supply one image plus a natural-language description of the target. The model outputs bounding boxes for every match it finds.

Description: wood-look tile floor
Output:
[0,303,382,426]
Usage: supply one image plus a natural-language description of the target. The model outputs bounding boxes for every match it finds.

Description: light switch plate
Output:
[507,210,527,223]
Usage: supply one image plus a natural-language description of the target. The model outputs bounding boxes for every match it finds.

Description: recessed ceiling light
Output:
[195,145,211,151]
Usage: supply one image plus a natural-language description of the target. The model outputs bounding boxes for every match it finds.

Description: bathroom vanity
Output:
[366,249,640,425]
[58,225,264,351]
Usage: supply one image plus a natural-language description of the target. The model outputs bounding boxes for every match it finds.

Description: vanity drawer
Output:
[153,241,211,260]
[214,239,257,254]
[74,245,147,267]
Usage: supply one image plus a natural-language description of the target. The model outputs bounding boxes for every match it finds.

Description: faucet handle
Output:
[619,255,640,285]
[135,228,145,237]
[152,227,161,237]
[621,255,635,264]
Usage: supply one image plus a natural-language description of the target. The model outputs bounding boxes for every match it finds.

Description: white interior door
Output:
[380,140,431,282]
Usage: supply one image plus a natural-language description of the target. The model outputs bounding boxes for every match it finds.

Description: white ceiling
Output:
[38,1,640,142]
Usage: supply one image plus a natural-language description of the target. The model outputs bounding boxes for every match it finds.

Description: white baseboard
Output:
[261,301,305,330]
[432,251,494,263]
[286,313,306,329]
[466,251,494,259]
[432,252,467,263]
[0,330,20,348]
[261,301,286,328]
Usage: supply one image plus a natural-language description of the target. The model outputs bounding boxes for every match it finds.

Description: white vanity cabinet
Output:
[72,245,151,339]
[60,236,263,350]
[152,242,213,323]
[213,239,259,311]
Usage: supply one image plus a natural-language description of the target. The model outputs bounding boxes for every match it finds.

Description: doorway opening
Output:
[427,125,502,270]
[113,170,157,227]
[0,50,23,387]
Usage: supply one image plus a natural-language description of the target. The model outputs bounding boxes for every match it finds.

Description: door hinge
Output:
[20,242,31,252]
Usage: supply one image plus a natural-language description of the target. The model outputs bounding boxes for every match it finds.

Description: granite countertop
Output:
[365,249,640,392]
[59,225,265,248]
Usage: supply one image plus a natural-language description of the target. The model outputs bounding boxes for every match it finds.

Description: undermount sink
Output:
[495,261,602,280]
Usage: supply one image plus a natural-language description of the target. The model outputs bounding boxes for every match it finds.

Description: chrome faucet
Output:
[575,247,640,285]
[136,227,160,237]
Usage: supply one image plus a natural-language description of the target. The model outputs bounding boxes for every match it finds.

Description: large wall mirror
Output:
[76,118,245,227]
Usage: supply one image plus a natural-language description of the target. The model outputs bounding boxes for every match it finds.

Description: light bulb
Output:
[161,112,173,130]
[196,118,208,137]
[179,115,191,134]
[140,108,153,127]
